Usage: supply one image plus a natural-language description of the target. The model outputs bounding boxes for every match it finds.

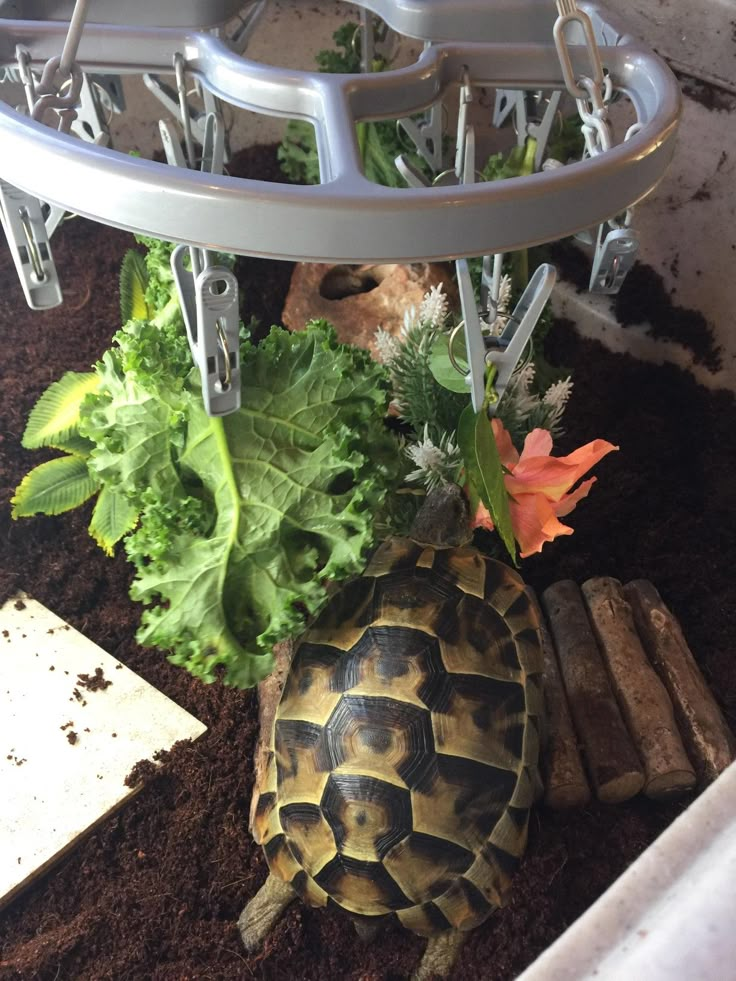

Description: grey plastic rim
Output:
[0,3,681,262]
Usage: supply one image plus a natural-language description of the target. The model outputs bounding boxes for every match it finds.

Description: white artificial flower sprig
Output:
[375,279,573,492]
[497,361,573,445]
[374,283,465,491]
[486,274,513,336]
[404,424,463,490]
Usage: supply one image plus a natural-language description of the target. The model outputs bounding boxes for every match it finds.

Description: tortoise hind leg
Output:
[238,874,296,952]
[412,929,467,981]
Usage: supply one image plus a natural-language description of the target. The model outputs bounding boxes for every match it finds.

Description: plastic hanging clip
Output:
[455,256,488,412]
[589,224,639,293]
[397,101,444,174]
[486,263,557,407]
[493,89,520,129]
[171,245,241,417]
[0,180,62,309]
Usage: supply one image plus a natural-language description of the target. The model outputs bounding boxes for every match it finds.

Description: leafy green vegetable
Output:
[480,137,537,184]
[15,234,399,689]
[546,113,586,165]
[85,319,396,688]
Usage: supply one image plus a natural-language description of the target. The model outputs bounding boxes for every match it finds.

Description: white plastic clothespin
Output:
[455,260,557,413]
[493,89,562,170]
[0,180,62,309]
[68,74,114,147]
[492,89,518,129]
[454,74,557,413]
[589,222,639,293]
[144,73,230,163]
[171,246,241,417]
[165,97,240,416]
[397,103,444,175]
[486,263,557,405]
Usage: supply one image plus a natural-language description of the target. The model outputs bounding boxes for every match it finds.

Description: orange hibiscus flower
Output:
[471,419,618,559]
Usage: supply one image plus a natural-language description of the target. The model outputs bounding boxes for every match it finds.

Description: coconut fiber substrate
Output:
[0,146,734,981]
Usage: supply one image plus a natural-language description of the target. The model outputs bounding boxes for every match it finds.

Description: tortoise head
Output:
[408,483,471,549]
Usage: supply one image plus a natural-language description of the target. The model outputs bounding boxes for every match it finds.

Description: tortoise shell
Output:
[252,537,544,936]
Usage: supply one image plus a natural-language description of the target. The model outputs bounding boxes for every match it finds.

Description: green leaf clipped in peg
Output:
[457,368,516,564]
[11,455,100,517]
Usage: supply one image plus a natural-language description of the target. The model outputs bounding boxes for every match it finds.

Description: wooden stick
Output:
[541,581,644,804]
[582,578,696,800]
[529,589,591,809]
[625,579,735,785]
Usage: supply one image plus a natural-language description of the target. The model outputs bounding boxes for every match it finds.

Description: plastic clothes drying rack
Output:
[0,0,681,415]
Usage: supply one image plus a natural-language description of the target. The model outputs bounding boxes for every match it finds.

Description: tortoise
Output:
[239,485,544,979]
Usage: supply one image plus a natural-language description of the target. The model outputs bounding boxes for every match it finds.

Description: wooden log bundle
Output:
[529,590,591,810]
[541,581,645,804]
[537,577,733,809]
[625,580,735,785]
[582,578,696,800]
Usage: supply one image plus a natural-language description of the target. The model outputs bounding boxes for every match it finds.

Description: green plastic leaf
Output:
[48,433,95,456]
[457,403,517,564]
[429,334,470,393]
[11,455,100,517]
[22,372,100,450]
[119,250,149,323]
[89,486,139,556]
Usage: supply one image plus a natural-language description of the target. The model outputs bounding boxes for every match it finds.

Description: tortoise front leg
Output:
[238,874,296,951]
[412,929,467,980]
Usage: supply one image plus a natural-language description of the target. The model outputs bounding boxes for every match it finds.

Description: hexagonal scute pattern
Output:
[261,539,543,933]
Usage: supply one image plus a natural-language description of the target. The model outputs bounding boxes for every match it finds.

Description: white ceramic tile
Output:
[0,593,207,910]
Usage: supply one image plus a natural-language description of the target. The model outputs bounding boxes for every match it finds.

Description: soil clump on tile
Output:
[0,145,734,980]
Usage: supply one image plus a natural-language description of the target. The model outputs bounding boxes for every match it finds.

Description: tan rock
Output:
[281,261,457,357]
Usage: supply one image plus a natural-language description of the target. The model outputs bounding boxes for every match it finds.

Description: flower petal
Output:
[507,438,618,502]
[520,428,553,461]
[470,497,495,532]
[491,418,519,468]
[553,476,596,518]
[510,493,574,558]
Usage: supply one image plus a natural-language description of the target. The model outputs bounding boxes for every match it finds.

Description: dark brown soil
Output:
[1,145,735,981]
[547,240,722,371]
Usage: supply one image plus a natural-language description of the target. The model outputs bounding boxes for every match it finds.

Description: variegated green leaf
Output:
[48,433,95,456]
[119,249,149,323]
[11,455,100,517]
[89,486,139,556]
[22,372,100,450]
